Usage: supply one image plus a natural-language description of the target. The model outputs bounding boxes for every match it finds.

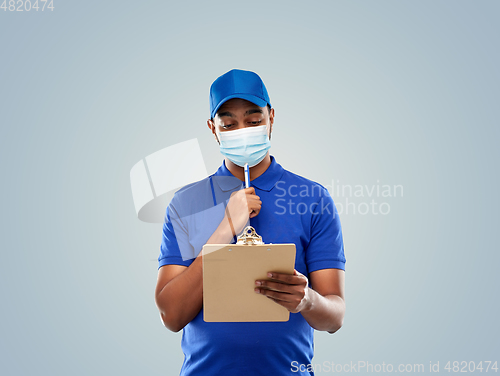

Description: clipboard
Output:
[202,226,296,322]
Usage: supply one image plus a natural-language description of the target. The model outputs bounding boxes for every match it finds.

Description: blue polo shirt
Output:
[158,155,345,376]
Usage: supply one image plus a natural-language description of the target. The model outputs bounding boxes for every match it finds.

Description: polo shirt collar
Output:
[213,155,285,192]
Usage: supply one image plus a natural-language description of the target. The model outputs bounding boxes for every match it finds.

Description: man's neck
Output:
[225,154,272,182]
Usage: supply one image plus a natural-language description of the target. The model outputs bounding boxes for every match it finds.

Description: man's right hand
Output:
[225,187,262,235]
[156,187,262,332]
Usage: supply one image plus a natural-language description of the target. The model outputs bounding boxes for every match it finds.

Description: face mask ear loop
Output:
[266,122,272,141]
[214,124,221,145]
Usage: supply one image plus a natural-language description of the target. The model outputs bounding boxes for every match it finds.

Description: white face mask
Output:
[218,125,271,167]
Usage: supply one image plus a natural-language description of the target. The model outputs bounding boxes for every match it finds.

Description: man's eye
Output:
[222,124,233,129]
[249,120,262,125]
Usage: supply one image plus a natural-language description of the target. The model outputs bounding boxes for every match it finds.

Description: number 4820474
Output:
[444,361,498,373]
[1,0,54,11]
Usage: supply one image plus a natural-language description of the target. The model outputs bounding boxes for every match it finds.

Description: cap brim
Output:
[211,94,268,118]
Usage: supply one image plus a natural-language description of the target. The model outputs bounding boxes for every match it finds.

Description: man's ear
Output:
[207,119,220,144]
[268,107,275,140]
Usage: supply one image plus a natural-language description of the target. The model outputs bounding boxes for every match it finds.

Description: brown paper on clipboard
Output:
[202,243,296,322]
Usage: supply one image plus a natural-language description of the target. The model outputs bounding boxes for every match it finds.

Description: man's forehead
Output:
[218,98,261,111]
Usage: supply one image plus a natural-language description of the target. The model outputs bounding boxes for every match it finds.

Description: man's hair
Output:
[211,103,272,121]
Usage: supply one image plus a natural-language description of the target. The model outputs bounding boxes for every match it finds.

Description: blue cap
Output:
[209,69,272,119]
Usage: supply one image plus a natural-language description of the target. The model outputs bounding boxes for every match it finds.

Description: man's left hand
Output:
[255,269,311,313]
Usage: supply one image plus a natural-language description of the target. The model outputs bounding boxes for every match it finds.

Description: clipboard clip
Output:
[236,226,264,245]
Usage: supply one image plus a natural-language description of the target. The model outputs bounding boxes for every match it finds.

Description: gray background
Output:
[1,1,498,375]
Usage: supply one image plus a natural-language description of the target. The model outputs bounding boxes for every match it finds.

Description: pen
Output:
[244,163,250,189]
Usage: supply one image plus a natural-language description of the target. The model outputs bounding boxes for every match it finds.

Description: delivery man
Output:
[155,69,346,376]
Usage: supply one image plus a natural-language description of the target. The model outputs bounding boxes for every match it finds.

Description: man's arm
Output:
[155,187,261,332]
[255,268,345,334]
[302,268,345,333]
[154,216,233,332]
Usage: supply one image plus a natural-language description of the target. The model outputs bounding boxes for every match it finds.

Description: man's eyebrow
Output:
[244,108,263,116]
[217,108,263,118]
[217,111,234,118]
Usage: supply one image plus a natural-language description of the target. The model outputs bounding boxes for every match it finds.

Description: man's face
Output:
[207,98,274,143]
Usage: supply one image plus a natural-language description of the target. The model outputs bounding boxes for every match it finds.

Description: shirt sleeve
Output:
[158,202,195,269]
[305,189,346,273]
